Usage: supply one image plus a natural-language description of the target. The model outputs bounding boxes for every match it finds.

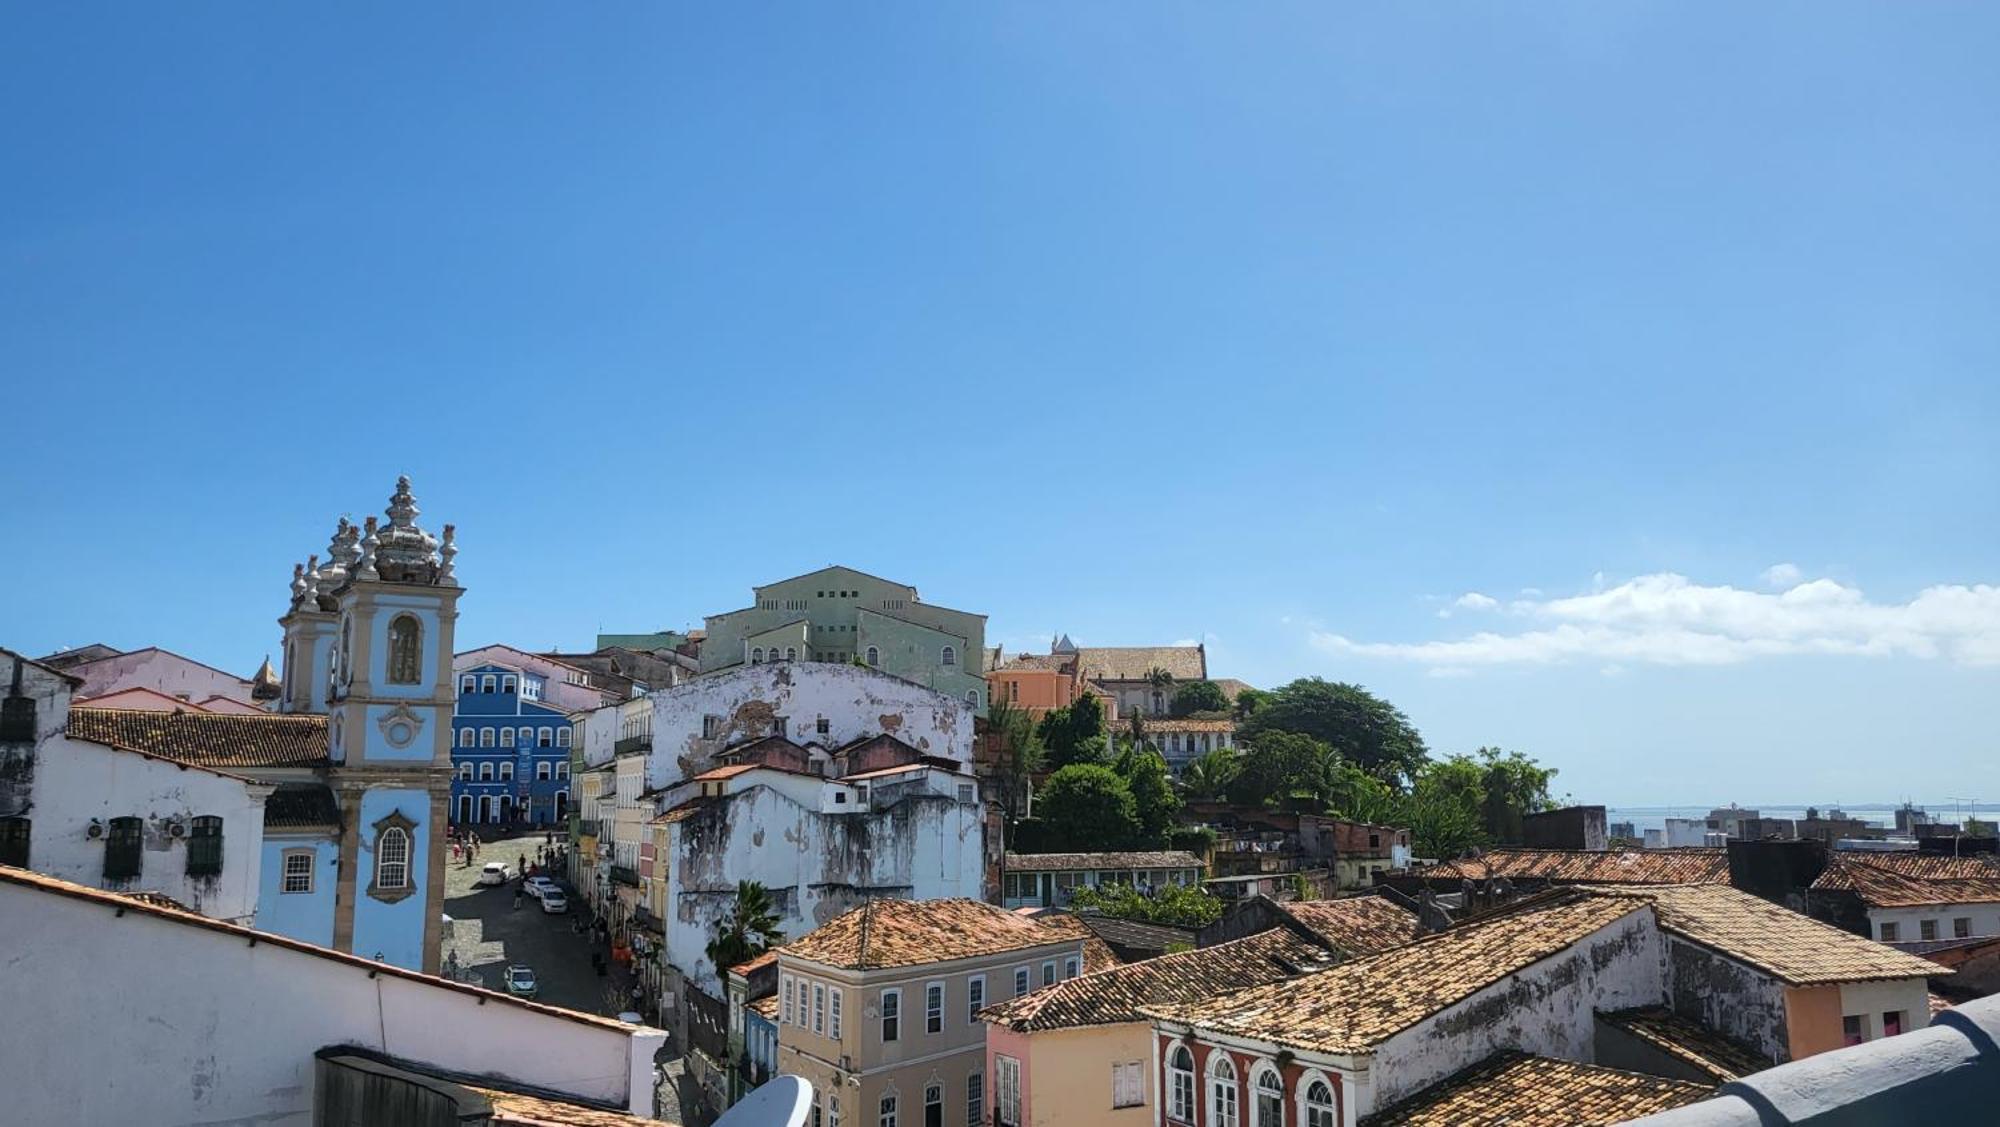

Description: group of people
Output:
[449,829,485,868]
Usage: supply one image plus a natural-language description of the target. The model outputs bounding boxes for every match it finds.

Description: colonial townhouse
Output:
[449,661,574,828]
[1141,886,1942,1127]
[1808,851,2000,943]
[774,899,1089,1127]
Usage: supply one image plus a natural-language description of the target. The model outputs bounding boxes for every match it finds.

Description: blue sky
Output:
[3,5,1995,807]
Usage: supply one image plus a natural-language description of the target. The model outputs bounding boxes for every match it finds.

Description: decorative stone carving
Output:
[355,517,380,582]
[375,702,423,750]
[438,524,458,587]
[373,475,440,584]
[365,808,420,904]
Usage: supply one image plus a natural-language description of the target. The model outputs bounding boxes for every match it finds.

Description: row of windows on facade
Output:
[458,672,544,700]
[273,829,409,896]
[778,955,1081,1050]
[1877,918,1977,942]
[456,761,571,782]
[456,726,572,749]
[795,1074,980,1127]
[0,815,228,881]
[748,645,957,668]
[1161,1046,1337,1127]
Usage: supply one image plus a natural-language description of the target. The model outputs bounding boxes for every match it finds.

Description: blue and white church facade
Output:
[450,663,573,829]
[271,476,462,972]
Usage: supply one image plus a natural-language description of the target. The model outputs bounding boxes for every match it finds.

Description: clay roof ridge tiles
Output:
[1596,1006,1773,1082]
[67,706,331,769]
[1356,1051,1712,1126]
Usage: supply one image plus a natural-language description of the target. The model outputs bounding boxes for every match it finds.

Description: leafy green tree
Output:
[1116,744,1182,845]
[1179,748,1241,803]
[986,697,1047,846]
[1170,680,1230,717]
[1231,687,1269,722]
[1325,761,1404,825]
[1241,678,1428,787]
[1475,746,1557,843]
[705,880,785,972]
[1069,881,1224,929]
[1404,755,1489,857]
[1037,765,1140,850]
[1039,694,1109,770]
[1226,730,1340,809]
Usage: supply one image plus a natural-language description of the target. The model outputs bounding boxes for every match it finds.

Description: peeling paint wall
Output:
[1665,937,1793,1062]
[28,724,268,922]
[1368,908,1665,1113]
[664,783,985,995]
[642,663,973,792]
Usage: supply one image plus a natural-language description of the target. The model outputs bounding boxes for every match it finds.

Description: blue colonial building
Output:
[450,663,573,829]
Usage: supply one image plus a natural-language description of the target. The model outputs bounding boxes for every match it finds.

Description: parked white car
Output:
[524,876,558,899]
[539,890,568,914]
[477,862,510,887]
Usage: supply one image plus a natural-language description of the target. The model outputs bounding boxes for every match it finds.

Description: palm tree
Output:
[986,697,1047,843]
[1180,748,1240,803]
[706,880,785,971]
[1146,666,1175,716]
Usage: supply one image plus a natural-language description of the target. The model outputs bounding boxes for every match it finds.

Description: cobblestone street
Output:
[438,833,688,1122]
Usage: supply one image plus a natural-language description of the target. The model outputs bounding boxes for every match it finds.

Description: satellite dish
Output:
[715,1074,811,1127]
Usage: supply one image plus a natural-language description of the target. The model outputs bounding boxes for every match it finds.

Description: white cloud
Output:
[1436,591,1499,619]
[1312,572,2000,670]
[1761,562,1804,588]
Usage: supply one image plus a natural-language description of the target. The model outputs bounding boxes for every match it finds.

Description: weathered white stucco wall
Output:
[32,733,269,922]
[67,648,256,707]
[665,784,985,994]
[1871,902,2000,942]
[1838,978,1934,1041]
[1367,907,1665,1113]
[647,662,972,791]
[0,878,666,1125]
[1664,936,1795,1062]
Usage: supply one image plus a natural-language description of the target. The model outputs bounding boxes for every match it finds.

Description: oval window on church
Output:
[387,615,422,684]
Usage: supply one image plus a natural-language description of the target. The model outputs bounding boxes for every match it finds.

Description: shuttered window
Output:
[104,816,142,880]
[0,817,28,867]
[185,815,223,877]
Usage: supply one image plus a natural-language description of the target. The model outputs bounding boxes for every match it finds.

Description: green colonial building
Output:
[698,565,989,713]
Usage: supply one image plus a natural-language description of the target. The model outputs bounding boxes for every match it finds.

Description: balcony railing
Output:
[612,864,641,888]
[615,735,652,756]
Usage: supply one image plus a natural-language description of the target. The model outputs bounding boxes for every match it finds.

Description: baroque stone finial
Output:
[373,475,439,583]
[438,523,458,586]
[290,563,308,607]
[356,516,380,581]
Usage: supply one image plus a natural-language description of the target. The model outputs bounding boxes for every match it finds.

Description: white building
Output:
[0,864,667,1125]
[456,643,625,712]
[40,644,276,712]
[1812,852,2000,943]
[1,650,271,923]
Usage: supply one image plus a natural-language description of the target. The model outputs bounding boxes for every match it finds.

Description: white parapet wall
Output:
[0,868,667,1126]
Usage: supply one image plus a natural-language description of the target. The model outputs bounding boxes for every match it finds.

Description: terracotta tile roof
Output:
[1597,1007,1773,1082]
[782,898,1082,971]
[1027,912,1121,973]
[1279,897,1420,956]
[997,654,1073,673]
[121,890,193,912]
[1930,992,1954,1018]
[265,784,342,829]
[690,763,765,782]
[984,927,1331,1032]
[654,797,715,824]
[749,994,780,1020]
[478,1087,665,1126]
[1143,896,1644,1054]
[1584,884,1948,986]
[841,761,963,782]
[68,706,330,769]
[1359,1052,1711,1126]
[1076,914,1197,953]
[730,949,780,976]
[1075,646,1205,682]
[1004,851,1203,873]
[1818,852,2000,880]
[0,863,633,1032]
[1210,679,1257,701]
[1810,854,2000,908]
[1417,848,1730,885]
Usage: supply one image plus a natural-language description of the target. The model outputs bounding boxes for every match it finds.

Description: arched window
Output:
[784,647,797,661]
[376,827,410,891]
[501,675,516,694]
[460,675,476,695]
[940,645,956,667]
[519,726,534,746]
[458,728,475,748]
[479,763,494,780]
[479,728,496,747]
[1302,1079,1335,1127]
[386,615,423,684]
[966,690,979,708]
[499,762,514,781]
[752,648,764,664]
[1167,1046,1195,1124]
[866,647,880,666]
[459,763,474,780]
[557,728,572,747]
[482,674,497,693]
[501,728,515,748]
[1208,1055,1238,1127]
[1253,1067,1283,1127]
[538,728,553,747]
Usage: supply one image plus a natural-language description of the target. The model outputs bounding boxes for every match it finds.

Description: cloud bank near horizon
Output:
[1316,568,2000,670]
